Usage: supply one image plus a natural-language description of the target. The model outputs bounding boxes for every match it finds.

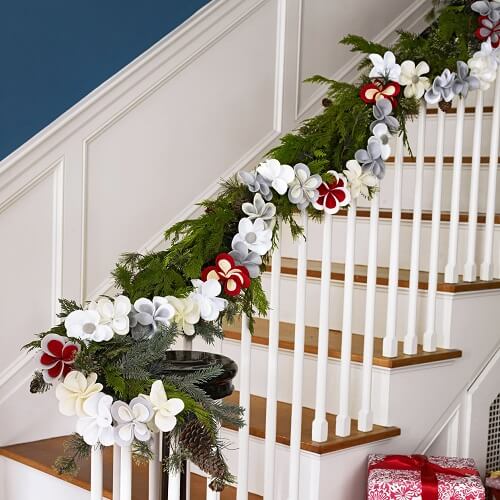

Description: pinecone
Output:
[322,97,332,108]
[179,420,227,488]
[438,100,453,113]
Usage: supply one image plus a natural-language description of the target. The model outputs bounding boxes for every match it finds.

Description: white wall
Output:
[0,0,431,445]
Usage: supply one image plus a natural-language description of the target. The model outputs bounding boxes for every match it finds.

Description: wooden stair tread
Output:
[271,257,500,293]
[224,318,461,369]
[0,436,262,500]
[224,392,400,454]
[426,105,494,115]
[387,155,499,164]
[335,208,500,225]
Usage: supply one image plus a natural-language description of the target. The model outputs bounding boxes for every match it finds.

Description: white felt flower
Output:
[232,217,272,256]
[146,380,184,433]
[370,123,392,160]
[76,393,114,446]
[166,296,200,336]
[399,60,431,98]
[190,279,227,322]
[65,309,113,342]
[55,371,103,417]
[343,159,378,200]
[111,397,153,447]
[468,39,499,90]
[88,296,131,336]
[256,159,295,195]
[369,51,401,81]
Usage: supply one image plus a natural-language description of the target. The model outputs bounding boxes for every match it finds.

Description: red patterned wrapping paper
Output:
[367,454,486,500]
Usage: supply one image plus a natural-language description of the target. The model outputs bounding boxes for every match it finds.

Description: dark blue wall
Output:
[0,0,210,160]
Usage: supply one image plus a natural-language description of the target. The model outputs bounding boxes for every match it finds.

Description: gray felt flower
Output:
[355,138,386,180]
[129,297,175,340]
[424,69,457,104]
[287,163,322,210]
[229,241,262,279]
[242,193,276,221]
[238,171,273,201]
[370,98,400,133]
[471,1,500,22]
[452,61,480,97]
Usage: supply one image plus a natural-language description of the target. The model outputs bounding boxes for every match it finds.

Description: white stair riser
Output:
[402,111,494,157]
[280,217,500,274]
[220,338,391,424]
[356,163,500,213]
[261,273,450,343]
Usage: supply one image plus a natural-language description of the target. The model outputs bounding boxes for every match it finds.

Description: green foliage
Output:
[54,434,92,477]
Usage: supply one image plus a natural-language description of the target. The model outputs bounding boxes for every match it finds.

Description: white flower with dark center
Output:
[369,51,401,81]
[399,60,431,98]
[229,241,262,279]
[88,295,131,336]
[76,393,114,446]
[56,371,103,417]
[166,296,200,336]
[129,297,175,340]
[343,159,378,200]
[232,217,272,256]
[111,397,154,447]
[65,309,113,342]
[241,193,276,221]
[190,279,227,322]
[468,39,499,90]
[145,380,185,433]
[256,159,295,195]
[370,123,392,160]
[287,163,322,210]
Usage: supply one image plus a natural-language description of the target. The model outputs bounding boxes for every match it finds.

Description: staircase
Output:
[1,0,500,499]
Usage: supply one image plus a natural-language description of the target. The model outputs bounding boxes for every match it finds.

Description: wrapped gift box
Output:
[367,454,486,500]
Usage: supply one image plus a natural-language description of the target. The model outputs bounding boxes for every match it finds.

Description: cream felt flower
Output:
[166,296,200,336]
[256,159,295,195]
[399,60,431,98]
[343,159,378,200]
[146,380,185,433]
[76,393,114,446]
[88,295,131,336]
[468,39,499,90]
[56,371,103,417]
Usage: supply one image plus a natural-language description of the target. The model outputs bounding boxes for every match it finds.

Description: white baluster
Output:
[237,314,252,500]
[264,220,282,499]
[287,211,308,500]
[182,334,192,499]
[358,194,379,432]
[113,444,121,500]
[312,212,333,442]
[207,485,221,500]
[463,90,484,282]
[482,68,500,280]
[423,109,446,352]
[404,101,426,355]
[336,200,357,436]
[167,456,181,500]
[148,433,161,500]
[383,135,404,357]
[120,446,132,500]
[90,446,103,500]
[445,98,466,283]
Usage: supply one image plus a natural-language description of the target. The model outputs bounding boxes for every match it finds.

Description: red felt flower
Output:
[360,80,401,108]
[312,171,351,215]
[36,333,80,383]
[201,253,251,296]
[475,16,500,47]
